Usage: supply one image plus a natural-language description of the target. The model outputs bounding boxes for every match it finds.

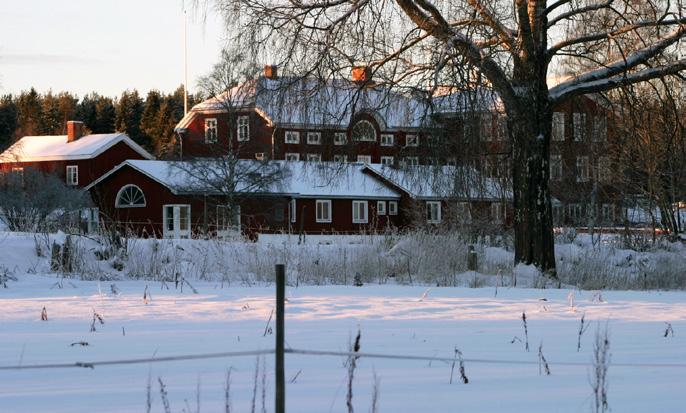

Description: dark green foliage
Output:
[0,95,18,151]
[115,89,145,146]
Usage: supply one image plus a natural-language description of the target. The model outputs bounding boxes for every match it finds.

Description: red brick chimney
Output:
[264,65,278,79]
[67,121,84,143]
[352,66,372,83]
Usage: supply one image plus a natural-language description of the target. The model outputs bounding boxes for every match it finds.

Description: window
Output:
[380,156,394,167]
[217,205,240,236]
[576,156,590,182]
[357,155,372,164]
[573,112,587,141]
[66,165,78,186]
[601,204,615,223]
[333,154,348,163]
[491,202,504,223]
[377,201,386,216]
[405,134,419,147]
[567,203,582,223]
[352,200,368,224]
[307,132,321,145]
[496,115,508,140]
[116,185,146,208]
[426,201,441,223]
[81,208,99,234]
[480,114,493,141]
[285,153,300,161]
[550,155,562,181]
[380,134,394,146]
[315,200,332,223]
[204,118,218,143]
[591,116,607,142]
[405,156,419,166]
[334,132,347,145]
[289,199,297,223]
[352,120,377,142]
[306,153,321,162]
[597,156,611,183]
[163,204,191,239]
[285,130,300,144]
[552,112,565,141]
[388,201,398,215]
[237,116,250,142]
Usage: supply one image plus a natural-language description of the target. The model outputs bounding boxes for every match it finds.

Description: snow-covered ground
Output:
[0,231,685,412]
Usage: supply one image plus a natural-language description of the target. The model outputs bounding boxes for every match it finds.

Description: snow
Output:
[0,232,685,412]
[0,133,154,163]
[88,160,401,199]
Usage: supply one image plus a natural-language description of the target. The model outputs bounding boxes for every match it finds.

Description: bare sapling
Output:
[159,377,171,413]
[90,310,104,332]
[346,330,362,413]
[522,312,530,352]
[591,324,611,413]
[577,313,590,352]
[538,342,551,376]
[664,322,674,338]
[40,306,48,321]
[449,347,469,384]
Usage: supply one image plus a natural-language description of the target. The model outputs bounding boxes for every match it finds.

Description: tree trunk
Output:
[509,85,557,277]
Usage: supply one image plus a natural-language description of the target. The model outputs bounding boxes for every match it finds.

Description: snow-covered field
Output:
[0,231,685,412]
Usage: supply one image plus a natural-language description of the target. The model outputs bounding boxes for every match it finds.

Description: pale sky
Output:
[0,0,225,98]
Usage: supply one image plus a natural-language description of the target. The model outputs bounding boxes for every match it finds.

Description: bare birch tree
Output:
[202,0,685,275]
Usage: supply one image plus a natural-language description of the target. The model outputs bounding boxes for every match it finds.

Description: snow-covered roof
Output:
[364,164,511,201]
[177,77,431,130]
[86,160,401,200]
[0,133,154,163]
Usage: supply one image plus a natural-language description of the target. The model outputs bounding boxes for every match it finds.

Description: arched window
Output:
[115,184,146,208]
[351,120,377,142]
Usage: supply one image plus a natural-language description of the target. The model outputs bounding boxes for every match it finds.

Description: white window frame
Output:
[285,152,300,161]
[357,155,372,164]
[550,154,562,181]
[237,116,250,142]
[388,201,398,215]
[315,200,332,223]
[597,156,611,183]
[573,112,586,142]
[380,156,394,167]
[334,132,347,145]
[352,200,369,224]
[81,207,99,233]
[115,184,146,208]
[163,204,191,239]
[576,156,590,182]
[601,203,615,223]
[306,153,322,162]
[333,154,348,163]
[216,205,240,237]
[307,132,321,145]
[66,165,78,186]
[552,112,565,141]
[204,118,218,143]
[351,120,377,142]
[405,156,419,166]
[426,201,441,224]
[377,201,386,216]
[568,203,582,223]
[405,134,419,147]
[592,116,607,142]
[285,130,300,144]
[289,199,297,223]
[380,134,394,146]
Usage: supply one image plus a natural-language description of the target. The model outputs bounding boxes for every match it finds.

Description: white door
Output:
[163,205,191,239]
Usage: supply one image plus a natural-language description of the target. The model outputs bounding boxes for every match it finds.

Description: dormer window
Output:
[352,120,376,142]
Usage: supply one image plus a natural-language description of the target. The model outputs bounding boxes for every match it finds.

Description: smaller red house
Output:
[0,121,154,188]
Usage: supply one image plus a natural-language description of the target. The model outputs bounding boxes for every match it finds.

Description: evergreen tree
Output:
[0,95,18,151]
[94,96,116,133]
[153,97,181,158]
[39,91,62,135]
[15,88,42,137]
[56,91,78,129]
[140,89,162,146]
[115,89,145,146]
[76,93,99,132]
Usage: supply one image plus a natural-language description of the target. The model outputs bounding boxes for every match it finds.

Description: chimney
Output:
[352,66,372,83]
[67,121,84,143]
[264,65,278,79]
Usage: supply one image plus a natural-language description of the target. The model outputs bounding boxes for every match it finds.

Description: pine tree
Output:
[94,96,116,133]
[76,93,99,132]
[39,91,62,135]
[16,88,42,137]
[140,90,162,147]
[115,89,145,147]
[0,95,18,151]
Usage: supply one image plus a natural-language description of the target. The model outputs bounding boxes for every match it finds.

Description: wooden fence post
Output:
[275,264,286,413]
